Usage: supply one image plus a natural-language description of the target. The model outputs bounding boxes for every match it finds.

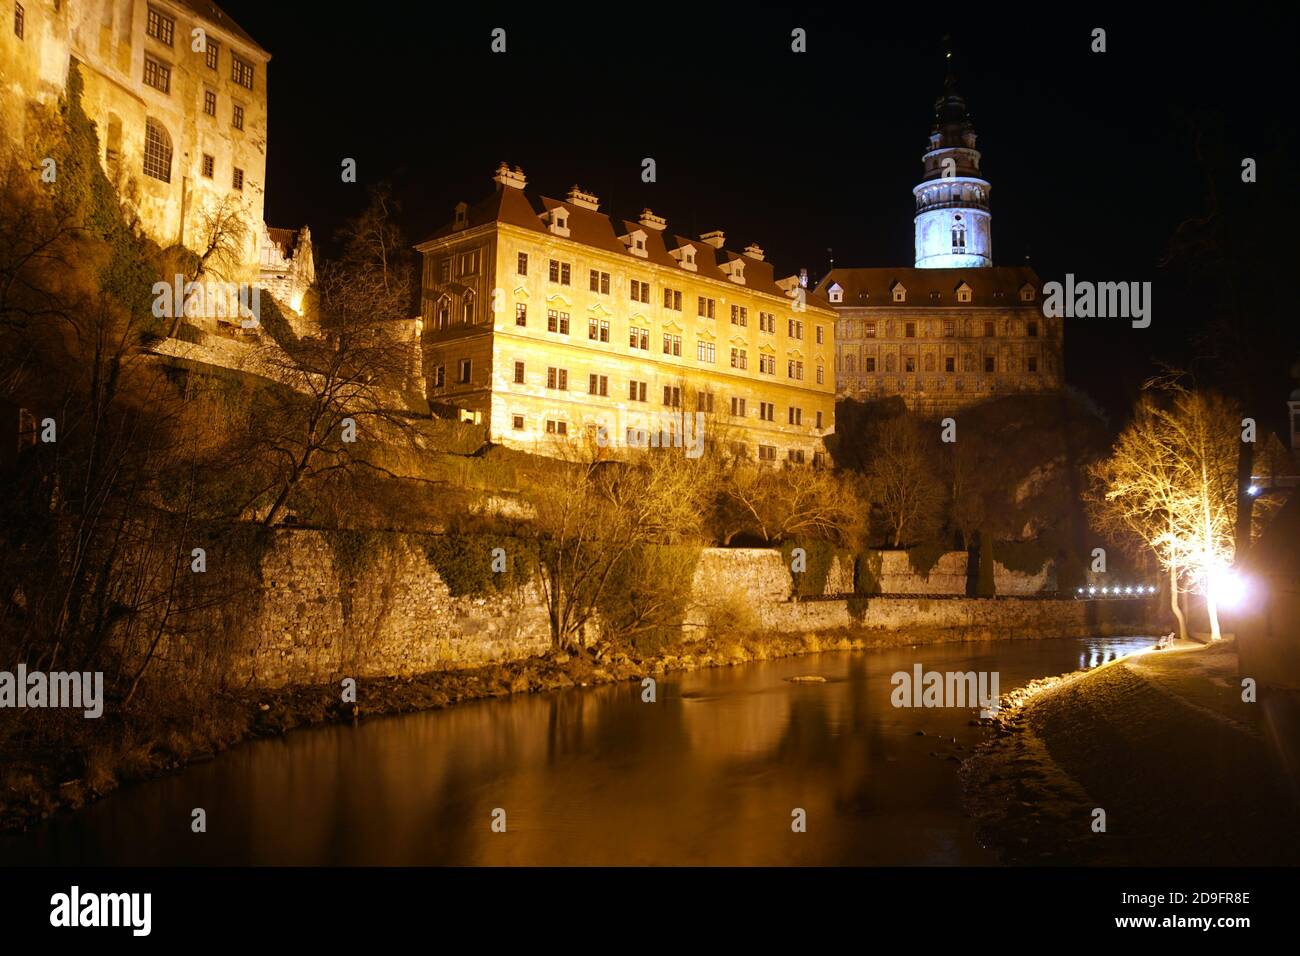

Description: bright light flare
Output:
[1208,569,1249,610]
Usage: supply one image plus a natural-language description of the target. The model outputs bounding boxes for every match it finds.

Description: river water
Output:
[1,635,1152,866]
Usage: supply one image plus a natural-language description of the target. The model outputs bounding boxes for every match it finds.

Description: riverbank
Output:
[960,639,1300,865]
[2,619,1155,836]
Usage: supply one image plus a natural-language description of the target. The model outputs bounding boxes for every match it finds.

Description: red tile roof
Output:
[418,186,834,310]
[815,266,1041,308]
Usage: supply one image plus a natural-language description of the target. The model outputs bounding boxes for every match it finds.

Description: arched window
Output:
[435,294,450,330]
[461,290,475,325]
[951,222,966,251]
[143,118,172,182]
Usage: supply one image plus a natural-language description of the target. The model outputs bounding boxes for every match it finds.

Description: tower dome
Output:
[913,55,992,268]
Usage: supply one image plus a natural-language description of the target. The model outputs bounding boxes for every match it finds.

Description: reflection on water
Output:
[1,636,1152,866]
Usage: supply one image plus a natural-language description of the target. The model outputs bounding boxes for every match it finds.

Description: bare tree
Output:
[1086,377,1240,639]
[866,414,944,548]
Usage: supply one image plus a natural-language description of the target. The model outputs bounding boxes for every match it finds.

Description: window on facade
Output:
[984,356,995,372]
[757,402,773,422]
[201,153,214,178]
[512,414,525,430]
[663,386,681,408]
[628,380,647,402]
[945,356,955,372]
[815,325,824,344]
[865,356,876,372]
[663,288,683,311]
[816,411,823,430]
[905,322,916,338]
[203,89,217,116]
[758,445,776,462]
[696,341,716,364]
[205,38,220,70]
[787,318,802,338]
[663,333,682,356]
[545,420,567,436]
[142,118,172,182]
[232,167,244,190]
[759,354,775,376]
[587,318,609,342]
[143,56,171,93]
[697,391,714,413]
[788,406,803,425]
[590,269,610,293]
[513,303,527,327]
[589,374,608,397]
[232,54,254,90]
[1028,321,1039,337]
[433,365,445,388]
[865,322,876,338]
[548,259,571,285]
[458,359,471,383]
[146,6,174,45]
[232,103,244,130]
[546,367,568,390]
[730,397,747,417]
[629,279,650,303]
[952,224,966,250]
[547,310,570,334]
[1027,356,1039,373]
[984,321,995,337]
[816,365,824,384]
[905,357,916,373]
[511,361,525,384]
[629,326,649,350]
[944,320,955,337]
[730,305,748,327]
[788,359,804,380]
[697,296,715,319]
[957,288,972,303]
[516,252,527,275]
[731,348,747,370]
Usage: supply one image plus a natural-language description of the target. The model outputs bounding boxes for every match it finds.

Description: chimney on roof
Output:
[743,242,765,262]
[492,162,527,190]
[799,268,808,289]
[566,185,599,211]
[700,230,726,249]
[639,208,667,231]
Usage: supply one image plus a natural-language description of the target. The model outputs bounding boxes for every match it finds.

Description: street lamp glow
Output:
[1247,485,1260,496]
[1208,569,1249,611]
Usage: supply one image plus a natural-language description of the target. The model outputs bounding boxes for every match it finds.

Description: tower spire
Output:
[912,48,993,268]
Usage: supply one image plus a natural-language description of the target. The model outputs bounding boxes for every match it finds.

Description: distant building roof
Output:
[264,226,301,258]
[175,1,269,57]
[814,266,1041,308]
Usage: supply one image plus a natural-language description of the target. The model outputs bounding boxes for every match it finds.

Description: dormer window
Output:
[545,207,571,237]
[671,243,698,272]
[1019,284,1036,302]
[955,282,972,303]
[622,228,649,259]
[828,283,843,304]
[891,283,907,303]
[720,257,746,285]
[453,201,468,230]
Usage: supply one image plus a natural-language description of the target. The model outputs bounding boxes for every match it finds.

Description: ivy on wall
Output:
[425,533,539,597]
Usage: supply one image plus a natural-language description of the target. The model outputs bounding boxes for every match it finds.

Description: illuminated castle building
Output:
[817,59,1063,414]
[416,164,837,463]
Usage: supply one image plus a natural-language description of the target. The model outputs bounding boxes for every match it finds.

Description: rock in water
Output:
[787,675,827,683]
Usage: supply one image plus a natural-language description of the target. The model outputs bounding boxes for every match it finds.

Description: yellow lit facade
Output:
[415,165,836,464]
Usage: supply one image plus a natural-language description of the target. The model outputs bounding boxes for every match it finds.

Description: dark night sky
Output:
[219,2,1298,433]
